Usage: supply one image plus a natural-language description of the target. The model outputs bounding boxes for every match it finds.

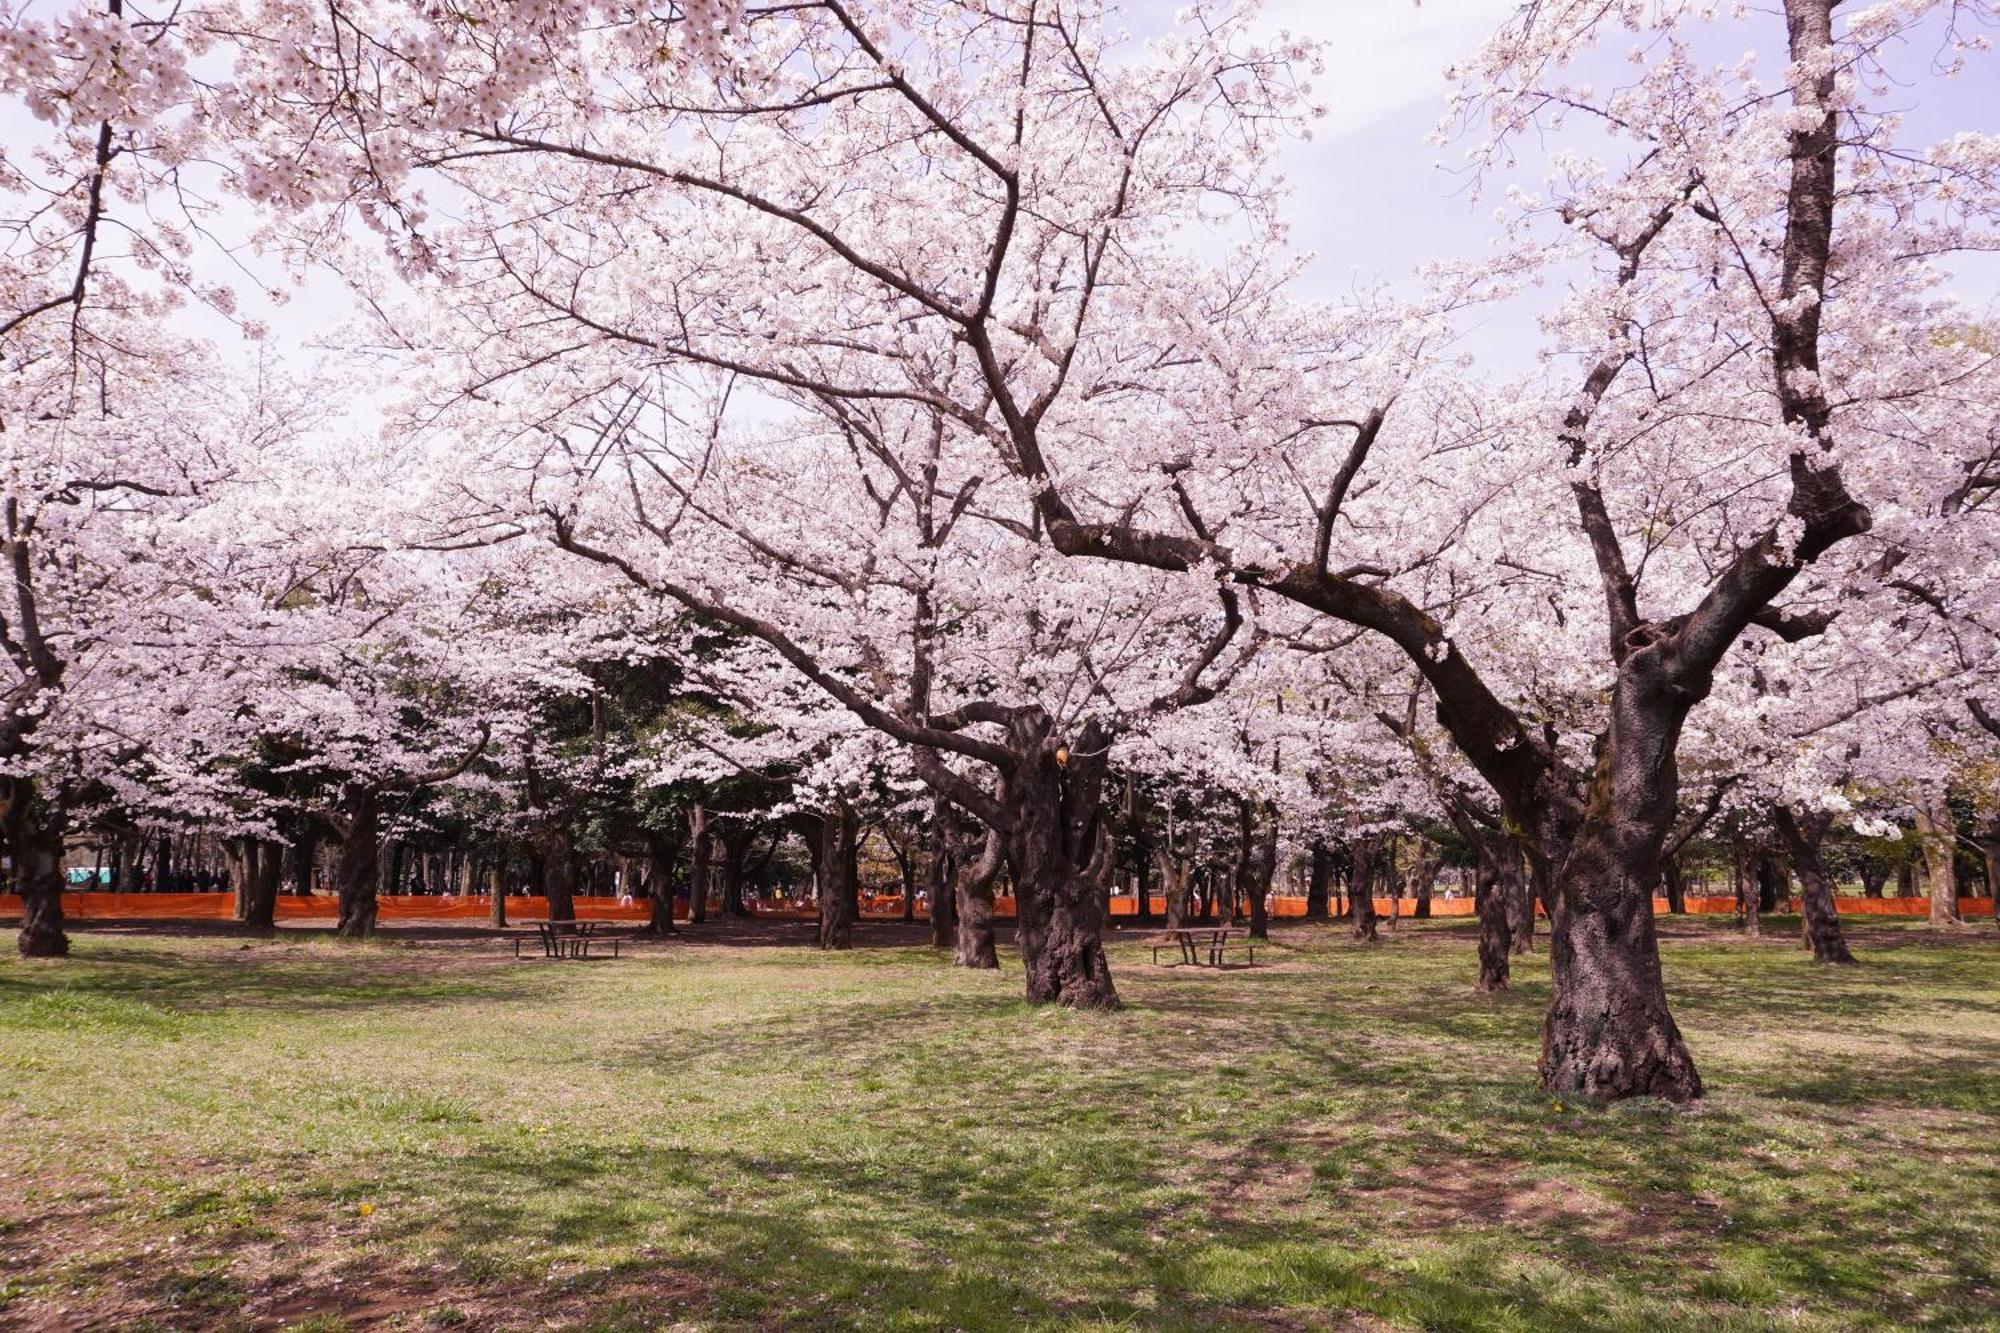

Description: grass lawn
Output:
[0,917,1996,1332]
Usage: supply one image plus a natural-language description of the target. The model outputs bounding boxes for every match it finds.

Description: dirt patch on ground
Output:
[1203,1143,1723,1257]
[0,1185,714,1332]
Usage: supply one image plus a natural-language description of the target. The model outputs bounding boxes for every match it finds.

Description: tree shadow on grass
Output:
[1744,1040,2000,1113]
[19,1105,1994,1332]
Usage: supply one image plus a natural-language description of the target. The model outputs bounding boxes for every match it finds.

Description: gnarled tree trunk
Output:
[953,828,1002,969]
[642,829,680,935]
[1508,853,1537,954]
[6,781,69,958]
[1756,852,1787,916]
[1735,841,1763,939]
[926,810,958,949]
[1913,793,1963,927]
[1661,856,1688,915]
[235,838,282,930]
[539,826,578,922]
[1307,840,1334,920]
[332,790,382,939]
[1348,838,1379,942]
[1539,857,1698,1102]
[1234,799,1276,942]
[1157,852,1190,930]
[1530,660,1704,1103]
[1773,807,1855,965]
[818,803,858,951]
[1130,832,1155,924]
[686,804,711,926]
[489,856,508,928]
[719,822,756,918]
[288,824,317,896]
[1002,715,1117,1009]
[1473,833,1519,992]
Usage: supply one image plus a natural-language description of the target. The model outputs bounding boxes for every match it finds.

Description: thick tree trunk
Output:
[228,841,251,918]
[640,831,681,934]
[1473,841,1516,993]
[239,839,282,930]
[489,857,508,928]
[1240,836,1272,940]
[1858,863,1886,898]
[926,812,958,949]
[1307,840,1333,920]
[1507,852,1536,954]
[1349,839,1379,942]
[1913,794,1964,927]
[1234,799,1275,942]
[1662,856,1688,915]
[686,804,710,926]
[6,782,69,958]
[1540,869,1700,1102]
[1530,700,1704,1111]
[539,828,578,922]
[1155,845,1190,931]
[289,824,317,896]
[818,803,858,951]
[720,824,755,918]
[1132,841,1154,924]
[953,829,1001,970]
[1735,842,1763,938]
[1003,715,1117,1009]
[955,876,998,968]
[886,823,916,925]
[1774,807,1855,964]
[1756,853,1787,915]
[333,792,382,939]
[1896,859,1918,898]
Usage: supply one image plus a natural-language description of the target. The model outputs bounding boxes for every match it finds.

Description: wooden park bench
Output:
[506,919,637,960]
[1146,926,1256,968]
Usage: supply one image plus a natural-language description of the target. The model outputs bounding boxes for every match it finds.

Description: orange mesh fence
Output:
[1,890,1990,924]
[1835,895,1993,915]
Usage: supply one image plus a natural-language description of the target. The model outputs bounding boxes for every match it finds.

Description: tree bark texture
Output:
[6,780,68,957]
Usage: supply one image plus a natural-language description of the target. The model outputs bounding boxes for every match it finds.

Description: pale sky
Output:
[6,1,1997,380]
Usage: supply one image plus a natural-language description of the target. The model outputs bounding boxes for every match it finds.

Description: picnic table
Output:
[1147,926,1255,968]
[505,919,631,960]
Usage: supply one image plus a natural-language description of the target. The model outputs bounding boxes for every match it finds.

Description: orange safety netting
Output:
[1,890,1991,923]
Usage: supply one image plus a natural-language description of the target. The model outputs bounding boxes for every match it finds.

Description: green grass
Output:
[0,918,1996,1331]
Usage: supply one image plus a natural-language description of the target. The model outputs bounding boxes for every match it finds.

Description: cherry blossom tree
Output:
[1012,0,2000,1101]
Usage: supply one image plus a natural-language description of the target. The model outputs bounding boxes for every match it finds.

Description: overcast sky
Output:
[6,1,1996,379]
[1204,0,1999,369]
